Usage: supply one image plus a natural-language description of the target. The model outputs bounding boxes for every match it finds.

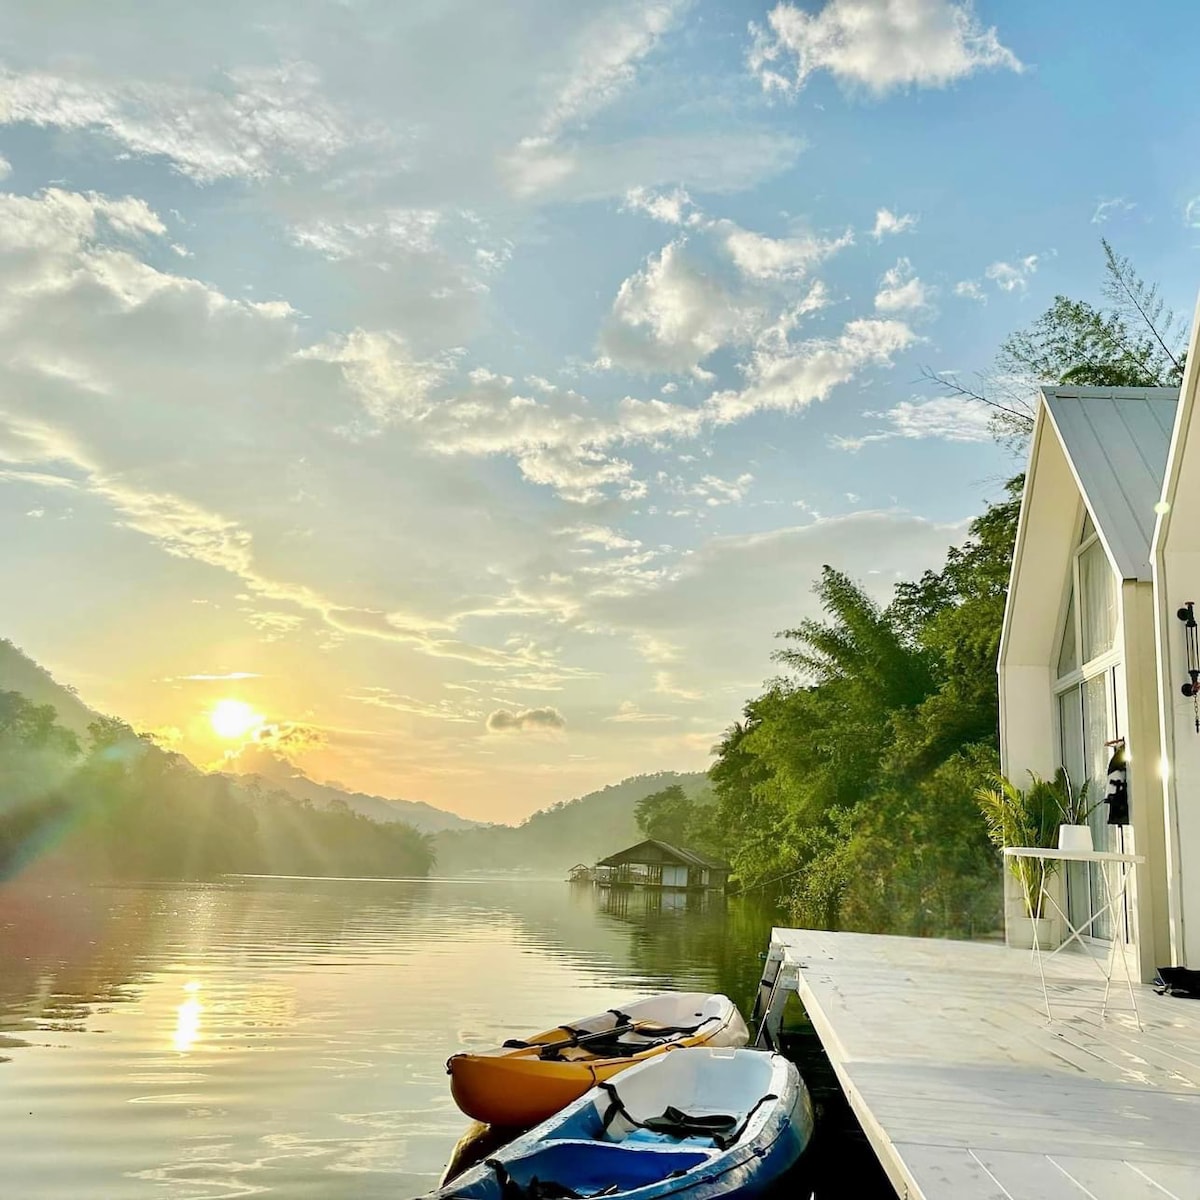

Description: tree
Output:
[923,239,1185,442]
[635,784,697,847]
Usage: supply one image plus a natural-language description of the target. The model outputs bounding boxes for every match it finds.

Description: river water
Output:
[0,873,888,1198]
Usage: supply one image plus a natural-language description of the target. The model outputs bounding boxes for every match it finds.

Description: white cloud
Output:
[749,0,1022,95]
[0,153,10,181]
[953,279,986,303]
[0,64,371,183]
[689,473,755,506]
[874,258,932,312]
[1091,197,1134,225]
[600,238,763,374]
[1185,197,1200,228]
[723,222,852,281]
[534,2,682,139]
[709,317,917,422]
[985,254,1039,292]
[599,199,848,375]
[836,396,994,448]
[606,700,677,723]
[871,208,917,239]
[623,186,696,225]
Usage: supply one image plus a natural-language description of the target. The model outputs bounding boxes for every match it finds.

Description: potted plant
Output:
[1055,772,1098,852]
[975,770,1065,949]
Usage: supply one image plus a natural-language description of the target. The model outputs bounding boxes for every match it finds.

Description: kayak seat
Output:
[597,1081,779,1152]
[642,1106,738,1141]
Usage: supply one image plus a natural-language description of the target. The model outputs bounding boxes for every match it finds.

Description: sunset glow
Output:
[209,700,264,740]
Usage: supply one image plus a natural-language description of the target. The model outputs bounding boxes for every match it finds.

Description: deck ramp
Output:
[768,929,1200,1199]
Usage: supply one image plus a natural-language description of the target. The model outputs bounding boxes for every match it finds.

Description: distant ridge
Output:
[432,771,711,876]
[0,639,479,836]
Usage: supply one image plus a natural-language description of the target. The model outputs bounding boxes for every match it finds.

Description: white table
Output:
[1004,846,1146,1028]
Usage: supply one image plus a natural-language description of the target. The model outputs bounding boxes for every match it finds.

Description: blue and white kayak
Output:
[428,1047,813,1199]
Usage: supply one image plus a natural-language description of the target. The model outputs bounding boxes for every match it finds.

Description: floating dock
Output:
[757,928,1200,1199]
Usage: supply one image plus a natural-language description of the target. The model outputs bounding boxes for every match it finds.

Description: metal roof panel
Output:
[1042,387,1178,580]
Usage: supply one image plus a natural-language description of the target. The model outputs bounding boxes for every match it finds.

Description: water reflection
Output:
[173,983,203,1053]
[0,873,784,1198]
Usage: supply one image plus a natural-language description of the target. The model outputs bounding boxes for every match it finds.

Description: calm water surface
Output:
[0,874,793,1199]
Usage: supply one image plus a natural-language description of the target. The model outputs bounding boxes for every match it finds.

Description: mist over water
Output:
[0,875,780,1198]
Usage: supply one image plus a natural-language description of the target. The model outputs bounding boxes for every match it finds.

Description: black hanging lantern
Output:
[1179,602,1200,732]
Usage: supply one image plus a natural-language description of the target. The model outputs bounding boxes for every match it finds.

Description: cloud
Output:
[253,721,327,754]
[688,473,755,506]
[606,700,677,723]
[834,396,994,448]
[486,706,567,732]
[874,258,933,313]
[1185,197,1200,228]
[953,279,986,303]
[749,0,1022,95]
[0,64,372,183]
[349,687,478,724]
[985,254,1038,292]
[871,208,917,239]
[599,198,848,375]
[623,186,697,225]
[170,672,263,682]
[1091,197,1134,225]
[534,2,682,140]
[0,154,10,181]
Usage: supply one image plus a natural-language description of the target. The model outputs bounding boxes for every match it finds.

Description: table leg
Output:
[1030,858,1053,1022]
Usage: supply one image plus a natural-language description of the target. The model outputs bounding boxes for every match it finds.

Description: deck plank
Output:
[772,928,1200,1199]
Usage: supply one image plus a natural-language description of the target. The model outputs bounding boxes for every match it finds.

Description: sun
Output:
[209,699,264,740]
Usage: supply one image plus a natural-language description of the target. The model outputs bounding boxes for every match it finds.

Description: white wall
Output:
[1154,549,1200,965]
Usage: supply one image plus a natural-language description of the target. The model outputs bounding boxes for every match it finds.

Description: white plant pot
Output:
[1009,915,1057,951]
[1058,824,1093,852]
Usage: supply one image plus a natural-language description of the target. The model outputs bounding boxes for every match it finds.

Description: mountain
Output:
[0,640,97,735]
[0,639,478,836]
[223,762,478,833]
[432,771,712,877]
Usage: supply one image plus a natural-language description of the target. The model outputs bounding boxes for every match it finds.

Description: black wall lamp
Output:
[1179,601,1200,732]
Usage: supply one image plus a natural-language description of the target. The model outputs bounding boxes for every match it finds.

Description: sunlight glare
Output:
[209,699,263,740]
[173,983,203,1053]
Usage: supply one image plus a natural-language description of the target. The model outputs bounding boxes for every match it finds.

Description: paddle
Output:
[531,1022,638,1057]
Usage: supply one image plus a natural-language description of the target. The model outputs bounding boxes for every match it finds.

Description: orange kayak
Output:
[446,992,748,1128]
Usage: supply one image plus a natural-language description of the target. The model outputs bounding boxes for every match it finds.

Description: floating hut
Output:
[594,839,729,891]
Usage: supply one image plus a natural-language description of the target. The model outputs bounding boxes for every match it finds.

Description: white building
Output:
[998,385,1177,980]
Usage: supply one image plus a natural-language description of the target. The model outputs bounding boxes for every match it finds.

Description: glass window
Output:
[1056,590,1078,678]
[1079,539,1116,663]
[1081,511,1095,543]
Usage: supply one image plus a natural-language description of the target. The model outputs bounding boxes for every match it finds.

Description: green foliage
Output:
[924,240,1185,444]
[974,769,1074,917]
[433,772,710,876]
[0,695,435,882]
[699,483,1022,939]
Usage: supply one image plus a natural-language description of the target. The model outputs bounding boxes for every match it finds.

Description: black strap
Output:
[714,1092,778,1151]
[598,1080,638,1133]
[483,1160,581,1200]
[596,1083,779,1152]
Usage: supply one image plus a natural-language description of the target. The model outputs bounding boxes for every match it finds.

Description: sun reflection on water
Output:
[172,982,202,1053]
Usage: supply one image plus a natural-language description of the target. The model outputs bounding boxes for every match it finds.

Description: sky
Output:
[3,0,1200,823]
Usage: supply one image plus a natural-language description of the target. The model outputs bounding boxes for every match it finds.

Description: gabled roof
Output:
[1041,386,1178,581]
[597,838,730,870]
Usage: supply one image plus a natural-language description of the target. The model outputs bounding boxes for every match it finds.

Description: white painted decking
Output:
[769,928,1200,1199]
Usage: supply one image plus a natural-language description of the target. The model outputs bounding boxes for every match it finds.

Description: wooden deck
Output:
[764,928,1200,1199]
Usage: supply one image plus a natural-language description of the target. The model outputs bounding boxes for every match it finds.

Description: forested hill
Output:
[0,640,96,734]
[432,772,711,877]
[0,639,475,835]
